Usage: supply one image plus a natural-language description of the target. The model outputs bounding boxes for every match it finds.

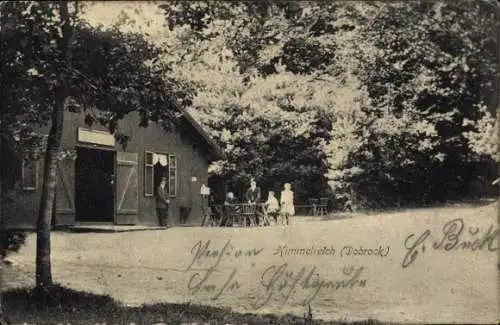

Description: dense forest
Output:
[157,1,499,207]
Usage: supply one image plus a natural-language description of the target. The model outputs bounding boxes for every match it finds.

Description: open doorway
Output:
[75,146,115,222]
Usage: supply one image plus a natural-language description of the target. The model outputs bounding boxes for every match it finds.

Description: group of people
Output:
[221,179,295,226]
[155,176,296,228]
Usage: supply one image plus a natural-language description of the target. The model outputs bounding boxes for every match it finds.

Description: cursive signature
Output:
[402,218,498,268]
[252,264,366,309]
[186,239,264,271]
[185,240,264,300]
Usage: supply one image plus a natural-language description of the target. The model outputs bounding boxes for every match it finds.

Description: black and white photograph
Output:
[0,1,498,324]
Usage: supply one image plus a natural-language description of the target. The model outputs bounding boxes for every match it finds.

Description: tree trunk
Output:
[35,1,74,292]
[35,107,62,289]
[1,5,11,322]
[0,279,9,325]
[0,136,10,324]
[0,169,9,325]
[0,299,9,325]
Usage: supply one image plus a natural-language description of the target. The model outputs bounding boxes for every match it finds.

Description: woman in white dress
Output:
[280,183,295,225]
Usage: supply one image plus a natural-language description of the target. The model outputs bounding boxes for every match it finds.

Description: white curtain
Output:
[153,153,168,166]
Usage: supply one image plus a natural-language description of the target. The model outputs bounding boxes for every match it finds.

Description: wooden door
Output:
[115,152,139,225]
[55,157,76,225]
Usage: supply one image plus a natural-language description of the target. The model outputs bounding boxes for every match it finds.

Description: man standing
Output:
[245,179,261,226]
[245,179,261,204]
[156,177,170,227]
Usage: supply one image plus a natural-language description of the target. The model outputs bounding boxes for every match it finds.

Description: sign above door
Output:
[77,127,116,147]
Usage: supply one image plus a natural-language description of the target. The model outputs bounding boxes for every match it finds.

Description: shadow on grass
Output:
[3,285,387,325]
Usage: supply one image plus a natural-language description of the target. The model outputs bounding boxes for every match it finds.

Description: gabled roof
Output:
[174,107,226,162]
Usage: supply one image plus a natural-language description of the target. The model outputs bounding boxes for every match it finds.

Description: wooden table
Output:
[203,203,270,227]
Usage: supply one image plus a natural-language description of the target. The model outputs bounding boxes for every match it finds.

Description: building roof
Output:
[174,107,226,162]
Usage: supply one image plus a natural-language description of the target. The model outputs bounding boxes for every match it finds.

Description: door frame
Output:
[74,144,117,224]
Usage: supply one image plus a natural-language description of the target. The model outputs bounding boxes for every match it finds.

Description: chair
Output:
[226,204,243,227]
[213,205,226,226]
[201,206,218,227]
[317,197,329,216]
[308,198,319,216]
[258,204,272,226]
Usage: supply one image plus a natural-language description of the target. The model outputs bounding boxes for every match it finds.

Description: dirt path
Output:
[3,202,499,323]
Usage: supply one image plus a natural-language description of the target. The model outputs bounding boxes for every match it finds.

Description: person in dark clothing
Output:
[244,179,261,225]
[245,180,261,204]
[221,191,238,226]
[155,177,170,227]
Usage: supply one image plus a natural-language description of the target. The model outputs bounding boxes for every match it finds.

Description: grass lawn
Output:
[2,199,498,324]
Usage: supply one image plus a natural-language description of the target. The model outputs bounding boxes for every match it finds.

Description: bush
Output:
[0,229,27,260]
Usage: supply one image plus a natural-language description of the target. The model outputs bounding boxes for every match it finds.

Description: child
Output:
[265,191,280,225]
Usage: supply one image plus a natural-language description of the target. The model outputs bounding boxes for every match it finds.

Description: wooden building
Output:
[2,109,224,229]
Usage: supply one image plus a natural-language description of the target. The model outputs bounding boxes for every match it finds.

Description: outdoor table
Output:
[208,203,270,227]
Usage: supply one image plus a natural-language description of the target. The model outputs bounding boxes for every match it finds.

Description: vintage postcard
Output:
[1,1,498,324]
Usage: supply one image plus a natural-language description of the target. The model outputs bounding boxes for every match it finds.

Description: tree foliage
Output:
[330,1,499,206]
[1,1,193,188]
[160,0,498,207]
[1,0,192,290]
[159,1,355,202]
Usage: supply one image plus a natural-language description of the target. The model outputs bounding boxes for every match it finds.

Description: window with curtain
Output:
[145,151,177,197]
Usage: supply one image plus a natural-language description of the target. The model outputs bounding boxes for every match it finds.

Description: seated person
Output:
[265,191,280,224]
[224,191,238,205]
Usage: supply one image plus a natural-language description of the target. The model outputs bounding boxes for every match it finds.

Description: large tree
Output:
[1,0,191,294]
[158,1,356,201]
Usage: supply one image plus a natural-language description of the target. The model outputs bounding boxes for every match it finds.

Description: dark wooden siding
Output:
[2,111,211,228]
[119,112,210,226]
